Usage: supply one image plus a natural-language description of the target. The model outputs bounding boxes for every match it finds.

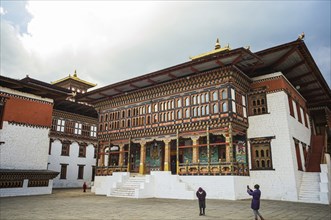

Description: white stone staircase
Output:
[298,172,321,203]
[109,176,147,198]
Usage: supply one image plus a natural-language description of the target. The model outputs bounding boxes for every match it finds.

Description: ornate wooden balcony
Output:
[96,165,128,176]
[178,162,249,176]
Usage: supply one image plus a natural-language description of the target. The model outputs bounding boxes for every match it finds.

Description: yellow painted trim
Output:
[51,74,97,87]
[190,47,230,60]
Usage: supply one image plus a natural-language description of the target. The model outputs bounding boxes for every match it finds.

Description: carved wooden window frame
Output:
[249,137,274,170]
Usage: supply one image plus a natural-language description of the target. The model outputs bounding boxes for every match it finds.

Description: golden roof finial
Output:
[73,70,77,77]
[215,38,221,50]
[298,32,305,40]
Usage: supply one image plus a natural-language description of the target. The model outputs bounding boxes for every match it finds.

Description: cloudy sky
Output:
[1,1,330,89]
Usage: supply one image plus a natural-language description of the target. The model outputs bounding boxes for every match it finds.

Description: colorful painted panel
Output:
[183,148,192,163]
[235,141,247,164]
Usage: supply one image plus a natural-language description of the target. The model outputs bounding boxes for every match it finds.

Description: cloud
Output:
[0,1,330,89]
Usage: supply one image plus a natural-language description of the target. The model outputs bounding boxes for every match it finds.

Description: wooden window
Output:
[201,106,205,115]
[213,104,218,113]
[153,114,158,123]
[193,107,197,117]
[60,164,68,179]
[295,102,302,123]
[230,88,235,100]
[212,91,218,101]
[185,109,190,118]
[222,89,227,99]
[192,95,197,105]
[177,99,181,108]
[250,142,273,170]
[294,139,303,171]
[205,93,209,102]
[205,105,209,115]
[177,110,182,119]
[48,139,52,155]
[248,92,268,116]
[90,125,97,137]
[74,122,82,135]
[61,142,70,156]
[242,95,246,106]
[94,146,97,158]
[222,102,228,112]
[79,144,86,157]
[185,97,190,106]
[77,165,84,179]
[56,119,65,132]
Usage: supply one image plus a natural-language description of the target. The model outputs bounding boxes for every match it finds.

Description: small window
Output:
[177,99,182,108]
[90,125,97,137]
[79,144,86,157]
[57,119,65,132]
[60,164,68,179]
[177,110,182,119]
[213,104,219,113]
[222,90,227,99]
[74,122,82,135]
[251,142,273,170]
[61,142,70,156]
[78,165,84,179]
[213,91,218,101]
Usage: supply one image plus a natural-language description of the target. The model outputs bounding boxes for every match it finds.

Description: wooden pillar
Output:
[163,139,171,171]
[100,145,105,166]
[118,144,124,167]
[207,126,210,171]
[192,136,200,163]
[176,130,179,174]
[127,137,131,172]
[139,141,147,175]
[226,123,234,174]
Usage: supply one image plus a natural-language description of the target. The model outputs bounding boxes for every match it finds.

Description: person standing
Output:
[247,184,264,220]
[83,182,87,193]
[196,187,206,216]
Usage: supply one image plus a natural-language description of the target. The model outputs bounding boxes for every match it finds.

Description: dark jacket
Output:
[196,188,206,201]
[247,189,261,210]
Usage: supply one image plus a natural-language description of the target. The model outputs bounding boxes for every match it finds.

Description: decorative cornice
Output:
[8,121,51,129]
[96,66,250,110]
[0,91,53,105]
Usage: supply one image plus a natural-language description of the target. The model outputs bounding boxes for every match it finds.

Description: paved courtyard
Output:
[0,188,330,220]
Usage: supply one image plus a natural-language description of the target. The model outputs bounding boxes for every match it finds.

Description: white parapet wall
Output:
[320,154,331,204]
[151,171,195,200]
[179,175,251,200]
[92,172,130,195]
[0,179,54,197]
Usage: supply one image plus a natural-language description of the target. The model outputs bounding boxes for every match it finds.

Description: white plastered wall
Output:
[247,88,310,202]
[48,140,96,188]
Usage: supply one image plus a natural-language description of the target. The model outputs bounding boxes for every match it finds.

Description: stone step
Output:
[109,176,147,198]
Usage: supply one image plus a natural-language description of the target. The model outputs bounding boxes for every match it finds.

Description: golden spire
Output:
[190,38,231,60]
[215,38,221,50]
[73,70,77,77]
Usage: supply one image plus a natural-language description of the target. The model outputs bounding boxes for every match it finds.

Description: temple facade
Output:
[79,37,331,204]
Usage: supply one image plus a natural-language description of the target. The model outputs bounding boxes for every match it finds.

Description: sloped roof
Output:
[51,72,97,88]
[76,39,330,109]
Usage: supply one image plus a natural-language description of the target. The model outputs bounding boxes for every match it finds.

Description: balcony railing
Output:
[96,165,128,176]
[178,162,249,176]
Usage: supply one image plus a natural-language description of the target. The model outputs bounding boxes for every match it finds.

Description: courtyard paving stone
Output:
[0,189,330,220]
